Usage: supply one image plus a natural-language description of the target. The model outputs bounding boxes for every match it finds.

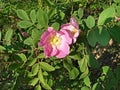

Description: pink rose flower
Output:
[60,17,80,43]
[38,27,71,58]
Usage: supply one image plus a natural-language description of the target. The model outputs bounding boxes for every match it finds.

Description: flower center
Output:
[71,28,77,35]
[50,35,61,46]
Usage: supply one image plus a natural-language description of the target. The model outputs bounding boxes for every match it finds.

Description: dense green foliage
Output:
[0,0,120,90]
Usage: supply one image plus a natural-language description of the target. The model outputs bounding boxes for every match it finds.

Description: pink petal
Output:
[50,46,58,56]
[38,41,41,46]
[60,29,72,44]
[39,27,56,46]
[56,41,70,58]
[61,23,74,31]
[70,17,79,29]
[44,44,52,57]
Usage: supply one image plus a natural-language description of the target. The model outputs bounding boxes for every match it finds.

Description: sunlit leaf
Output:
[28,58,37,67]
[41,83,52,90]
[17,53,27,63]
[51,22,60,30]
[38,67,45,85]
[0,45,6,50]
[81,86,89,90]
[98,7,115,25]
[30,9,36,24]
[80,67,89,79]
[102,66,110,75]
[114,0,120,3]
[17,9,29,20]
[69,67,79,79]
[31,29,41,46]
[78,55,88,72]
[37,9,48,28]
[29,78,39,86]
[85,16,95,28]
[44,0,55,7]
[78,8,83,19]
[31,63,39,76]
[24,37,34,46]
[84,76,91,87]
[4,28,13,45]
[35,85,41,90]
[0,31,1,41]
[92,83,102,90]
[40,62,55,72]
[37,53,44,59]
[17,21,33,28]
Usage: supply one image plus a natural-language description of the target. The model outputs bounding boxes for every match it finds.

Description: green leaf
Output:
[92,83,102,90]
[38,68,45,85]
[30,9,36,24]
[17,21,33,28]
[40,62,55,72]
[78,8,83,19]
[116,6,120,16]
[17,53,27,63]
[97,28,110,46]
[0,31,1,41]
[102,66,110,75]
[84,76,91,87]
[24,37,34,46]
[87,30,97,47]
[51,22,60,30]
[48,79,53,87]
[80,67,89,79]
[31,29,41,46]
[81,86,89,90]
[41,83,52,90]
[109,26,120,43]
[31,63,39,76]
[9,63,20,70]
[29,78,39,86]
[85,16,95,28]
[37,53,44,59]
[78,55,88,72]
[37,9,48,28]
[4,28,13,45]
[114,0,120,3]
[60,11,65,20]
[88,55,100,68]
[63,60,73,72]
[44,0,55,7]
[0,45,6,50]
[48,8,56,19]
[98,7,115,25]
[69,52,81,60]
[69,67,79,79]
[16,9,29,20]
[35,85,41,90]
[28,58,37,67]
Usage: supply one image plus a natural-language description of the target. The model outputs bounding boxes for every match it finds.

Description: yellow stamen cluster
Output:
[71,28,77,35]
[50,36,61,46]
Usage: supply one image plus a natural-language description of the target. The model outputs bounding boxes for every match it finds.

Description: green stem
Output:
[69,0,74,16]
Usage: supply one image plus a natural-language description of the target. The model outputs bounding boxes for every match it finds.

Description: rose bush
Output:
[0,0,120,90]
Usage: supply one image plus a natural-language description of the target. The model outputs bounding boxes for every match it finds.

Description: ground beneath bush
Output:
[92,39,120,69]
